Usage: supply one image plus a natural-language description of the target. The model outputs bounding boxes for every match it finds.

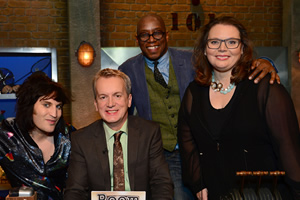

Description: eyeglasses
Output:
[137,31,165,42]
[207,38,241,49]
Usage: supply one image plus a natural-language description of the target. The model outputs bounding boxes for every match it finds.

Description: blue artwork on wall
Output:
[0,48,57,119]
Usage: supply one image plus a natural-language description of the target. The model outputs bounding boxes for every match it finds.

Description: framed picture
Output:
[0,47,57,119]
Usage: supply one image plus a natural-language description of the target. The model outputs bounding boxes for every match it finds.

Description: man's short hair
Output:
[93,68,132,99]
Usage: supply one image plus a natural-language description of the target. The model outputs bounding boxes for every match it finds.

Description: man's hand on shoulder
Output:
[248,58,280,84]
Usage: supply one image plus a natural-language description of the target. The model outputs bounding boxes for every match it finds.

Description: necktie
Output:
[113,131,125,191]
[153,61,168,88]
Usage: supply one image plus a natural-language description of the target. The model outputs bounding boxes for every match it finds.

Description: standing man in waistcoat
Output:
[118,13,279,199]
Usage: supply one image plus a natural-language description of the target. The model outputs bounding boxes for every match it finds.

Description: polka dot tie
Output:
[153,61,168,88]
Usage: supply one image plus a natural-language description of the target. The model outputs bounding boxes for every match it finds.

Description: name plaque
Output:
[91,191,146,200]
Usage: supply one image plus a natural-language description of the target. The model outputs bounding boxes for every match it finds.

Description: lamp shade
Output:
[76,41,96,67]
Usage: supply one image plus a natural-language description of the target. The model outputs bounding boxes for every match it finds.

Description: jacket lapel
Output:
[127,117,139,190]
[93,120,111,190]
[131,54,152,120]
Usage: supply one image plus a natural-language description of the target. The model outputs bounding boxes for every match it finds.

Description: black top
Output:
[178,76,300,199]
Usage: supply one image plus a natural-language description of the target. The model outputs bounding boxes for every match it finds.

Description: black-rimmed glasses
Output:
[207,38,241,49]
[137,31,165,42]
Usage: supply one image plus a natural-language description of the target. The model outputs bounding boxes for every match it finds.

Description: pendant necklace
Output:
[210,71,235,94]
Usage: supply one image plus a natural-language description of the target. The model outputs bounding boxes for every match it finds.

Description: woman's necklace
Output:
[211,71,235,94]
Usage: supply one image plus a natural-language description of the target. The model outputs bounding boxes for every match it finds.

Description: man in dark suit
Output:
[64,68,173,200]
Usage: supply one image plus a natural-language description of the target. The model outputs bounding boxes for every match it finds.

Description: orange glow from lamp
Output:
[76,41,96,67]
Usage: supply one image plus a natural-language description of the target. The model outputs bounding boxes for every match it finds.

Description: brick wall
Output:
[0,0,283,124]
[100,0,282,47]
[0,0,71,123]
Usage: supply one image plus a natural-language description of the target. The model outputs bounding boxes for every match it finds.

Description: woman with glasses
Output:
[177,16,300,199]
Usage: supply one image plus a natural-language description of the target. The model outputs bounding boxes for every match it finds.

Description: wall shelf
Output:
[0,94,16,99]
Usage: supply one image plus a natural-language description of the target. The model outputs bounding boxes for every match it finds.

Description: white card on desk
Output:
[91,191,146,200]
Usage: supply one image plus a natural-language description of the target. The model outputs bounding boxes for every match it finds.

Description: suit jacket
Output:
[64,116,174,200]
[119,48,195,120]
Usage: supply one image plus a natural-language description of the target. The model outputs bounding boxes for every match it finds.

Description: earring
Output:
[204,52,207,56]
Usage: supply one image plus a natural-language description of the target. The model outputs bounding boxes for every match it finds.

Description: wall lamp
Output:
[75,41,96,67]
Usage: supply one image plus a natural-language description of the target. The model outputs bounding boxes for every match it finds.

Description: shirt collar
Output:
[103,119,128,140]
[144,50,169,69]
